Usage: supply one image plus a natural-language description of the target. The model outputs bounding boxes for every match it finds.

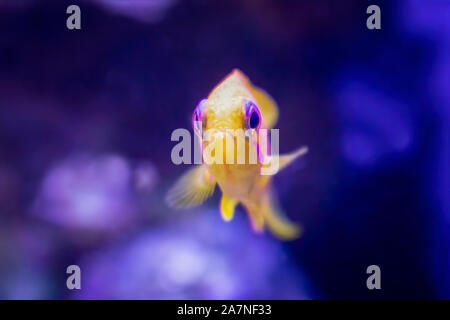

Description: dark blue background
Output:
[0,0,448,299]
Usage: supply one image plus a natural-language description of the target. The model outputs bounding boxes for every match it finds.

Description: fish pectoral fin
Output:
[220,193,238,221]
[262,193,302,241]
[250,86,279,129]
[166,165,216,209]
[262,146,308,175]
[278,146,309,170]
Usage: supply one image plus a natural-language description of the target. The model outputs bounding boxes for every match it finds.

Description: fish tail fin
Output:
[261,191,302,240]
[243,191,302,240]
[242,201,266,233]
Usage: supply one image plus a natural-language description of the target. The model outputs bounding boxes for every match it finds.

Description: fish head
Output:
[192,70,266,166]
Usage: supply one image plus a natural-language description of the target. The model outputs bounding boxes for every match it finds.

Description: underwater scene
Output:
[0,0,448,299]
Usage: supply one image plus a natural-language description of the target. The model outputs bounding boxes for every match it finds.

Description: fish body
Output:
[167,69,308,240]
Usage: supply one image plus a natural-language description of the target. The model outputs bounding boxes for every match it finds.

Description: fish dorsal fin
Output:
[166,165,216,209]
[250,85,279,129]
[230,69,279,129]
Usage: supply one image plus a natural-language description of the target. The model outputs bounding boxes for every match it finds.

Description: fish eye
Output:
[243,99,261,130]
[193,98,207,136]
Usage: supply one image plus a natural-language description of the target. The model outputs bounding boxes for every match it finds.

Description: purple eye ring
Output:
[243,99,262,130]
[193,98,207,136]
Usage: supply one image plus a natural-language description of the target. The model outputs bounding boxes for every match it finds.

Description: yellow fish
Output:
[167,69,308,240]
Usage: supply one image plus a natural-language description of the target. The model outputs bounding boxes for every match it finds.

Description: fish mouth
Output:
[203,128,236,143]
[202,129,261,165]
